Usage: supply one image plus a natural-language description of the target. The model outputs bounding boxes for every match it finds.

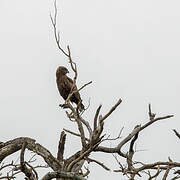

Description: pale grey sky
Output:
[0,0,180,179]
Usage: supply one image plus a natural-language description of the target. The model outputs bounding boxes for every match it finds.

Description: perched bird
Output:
[56,66,84,111]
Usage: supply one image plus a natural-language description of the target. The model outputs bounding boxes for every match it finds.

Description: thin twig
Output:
[78,81,92,92]
[148,104,156,120]
[50,0,69,57]
[173,129,180,139]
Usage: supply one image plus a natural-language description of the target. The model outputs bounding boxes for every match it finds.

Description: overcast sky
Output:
[0,0,180,179]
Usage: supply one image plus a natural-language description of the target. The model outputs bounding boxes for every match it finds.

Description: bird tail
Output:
[78,102,85,112]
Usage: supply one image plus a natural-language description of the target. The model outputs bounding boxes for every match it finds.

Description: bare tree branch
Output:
[0,137,62,171]
[135,161,180,172]
[57,131,66,161]
[63,128,90,142]
[20,141,36,180]
[82,167,90,177]
[127,125,139,171]
[94,105,102,131]
[162,166,171,180]
[1,1,178,180]
[94,109,173,162]
[173,129,180,139]
[26,162,39,180]
[66,141,102,172]
[86,157,110,171]
[41,171,86,180]
[148,104,156,121]
[100,99,122,122]
[78,81,92,92]
[50,0,69,57]
[147,166,161,180]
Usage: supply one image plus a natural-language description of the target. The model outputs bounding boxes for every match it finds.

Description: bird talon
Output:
[59,104,69,109]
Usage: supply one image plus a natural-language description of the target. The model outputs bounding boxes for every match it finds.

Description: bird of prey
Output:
[56,66,84,111]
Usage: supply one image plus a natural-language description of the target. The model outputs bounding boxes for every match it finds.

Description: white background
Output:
[0,0,180,179]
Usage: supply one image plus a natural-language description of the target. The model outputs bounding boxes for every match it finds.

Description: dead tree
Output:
[0,1,180,180]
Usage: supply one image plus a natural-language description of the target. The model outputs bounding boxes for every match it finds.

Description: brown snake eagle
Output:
[56,66,84,111]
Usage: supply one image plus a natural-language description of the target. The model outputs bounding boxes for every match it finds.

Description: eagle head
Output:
[56,66,69,77]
